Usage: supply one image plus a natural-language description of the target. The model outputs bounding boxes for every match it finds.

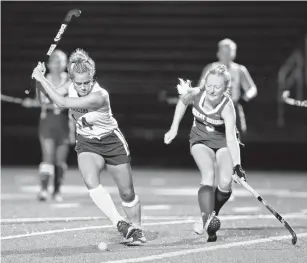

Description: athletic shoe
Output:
[117,220,136,241]
[194,218,205,235]
[37,190,48,202]
[52,192,63,202]
[127,228,147,246]
[194,211,221,242]
[205,211,221,242]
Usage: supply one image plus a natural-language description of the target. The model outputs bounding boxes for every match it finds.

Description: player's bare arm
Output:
[164,99,188,144]
[32,63,105,109]
[239,65,257,101]
[221,100,241,166]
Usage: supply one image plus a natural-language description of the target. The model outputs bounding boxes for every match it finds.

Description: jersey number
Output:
[72,114,93,130]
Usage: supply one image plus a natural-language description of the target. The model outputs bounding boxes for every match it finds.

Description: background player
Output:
[30,49,146,246]
[164,65,246,242]
[22,50,75,202]
[199,38,258,135]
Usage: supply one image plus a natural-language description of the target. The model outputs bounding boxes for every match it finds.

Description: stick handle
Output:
[25,9,81,95]
[282,91,307,107]
[233,174,286,223]
[233,174,260,198]
[1,94,23,104]
[233,173,297,245]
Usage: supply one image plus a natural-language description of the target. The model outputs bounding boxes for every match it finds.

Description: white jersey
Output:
[68,82,118,139]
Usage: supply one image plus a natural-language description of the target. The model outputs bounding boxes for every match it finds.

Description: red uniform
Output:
[38,73,70,145]
[189,91,235,151]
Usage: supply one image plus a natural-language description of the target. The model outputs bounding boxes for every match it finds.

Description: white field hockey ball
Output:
[98,241,109,251]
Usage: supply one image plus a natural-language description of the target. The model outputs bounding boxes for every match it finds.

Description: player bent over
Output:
[165,65,246,242]
[31,49,146,246]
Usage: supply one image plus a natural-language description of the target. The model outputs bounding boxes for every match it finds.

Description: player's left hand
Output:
[32,62,46,82]
[282,90,290,100]
[233,164,247,182]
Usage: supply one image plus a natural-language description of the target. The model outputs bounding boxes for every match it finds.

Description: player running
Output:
[164,64,246,242]
[22,50,74,202]
[199,38,257,135]
[31,49,146,246]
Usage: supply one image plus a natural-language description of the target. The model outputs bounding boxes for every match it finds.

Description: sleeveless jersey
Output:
[192,90,231,135]
[211,62,241,103]
[68,82,118,139]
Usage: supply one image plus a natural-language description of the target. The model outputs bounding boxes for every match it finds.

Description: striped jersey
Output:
[68,82,118,139]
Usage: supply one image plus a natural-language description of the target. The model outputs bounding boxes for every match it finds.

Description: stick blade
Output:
[64,9,81,23]
[292,234,297,245]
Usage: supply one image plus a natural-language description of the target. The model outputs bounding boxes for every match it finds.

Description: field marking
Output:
[51,203,80,209]
[101,232,307,263]
[143,205,171,211]
[150,178,166,186]
[0,220,194,240]
[153,188,307,198]
[232,207,260,213]
[2,213,307,240]
[17,185,307,198]
[2,213,307,224]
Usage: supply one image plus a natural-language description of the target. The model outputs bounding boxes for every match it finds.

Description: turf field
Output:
[1,167,307,263]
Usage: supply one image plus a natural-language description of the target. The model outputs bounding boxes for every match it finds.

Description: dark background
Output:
[1,1,307,170]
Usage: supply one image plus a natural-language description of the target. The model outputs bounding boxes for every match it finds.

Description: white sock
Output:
[89,185,124,226]
[122,195,142,228]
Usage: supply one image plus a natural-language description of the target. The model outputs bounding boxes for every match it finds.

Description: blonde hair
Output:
[49,49,67,71]
[67,49,96,79]
[204,64,231,91]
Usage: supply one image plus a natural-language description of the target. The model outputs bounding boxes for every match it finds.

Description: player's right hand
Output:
[233,164,247,182]
[32,62,46,82]
[22,98,33,108]
[164,128,178,144]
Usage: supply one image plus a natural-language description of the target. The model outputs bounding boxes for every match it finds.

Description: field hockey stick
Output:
[25,9,82,95]
[232,174,297,245]
[1,94,23,105]
[282,90,307,108]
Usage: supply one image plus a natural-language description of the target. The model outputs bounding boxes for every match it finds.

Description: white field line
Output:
[1,213,307,240]
[101,233,307,263]
[1,220,194,240]
[1,212,306,224]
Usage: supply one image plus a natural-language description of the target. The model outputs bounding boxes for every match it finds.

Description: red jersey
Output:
[189,91,233,149]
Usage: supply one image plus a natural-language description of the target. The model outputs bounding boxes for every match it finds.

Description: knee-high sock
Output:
[214,186,232,216]
[39,163,54,190]
[89,185,124,226]
[122,195,141,227]
[54,164,66,194]
[198,185,215,227]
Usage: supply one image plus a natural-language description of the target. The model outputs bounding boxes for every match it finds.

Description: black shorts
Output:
[75,128,131,166]
[189,124,227,152]
[39,110,69,145]
[190,142,221,153]
[189,121,242,153]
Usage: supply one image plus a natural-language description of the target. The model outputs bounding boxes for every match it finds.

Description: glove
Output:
[233,164,247,181]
